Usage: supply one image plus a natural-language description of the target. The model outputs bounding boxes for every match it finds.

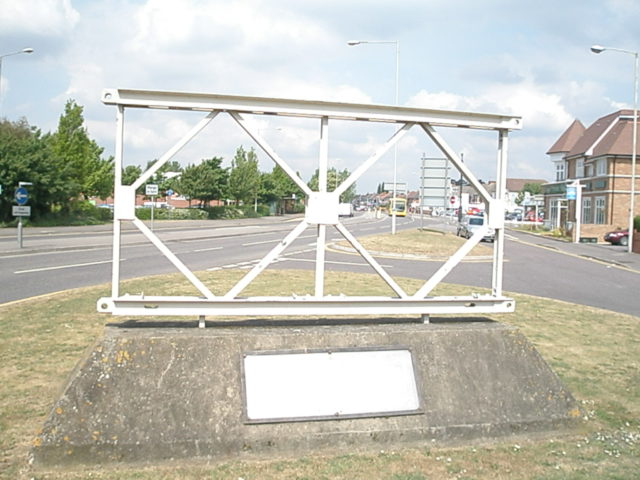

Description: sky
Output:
[1,0,640,194]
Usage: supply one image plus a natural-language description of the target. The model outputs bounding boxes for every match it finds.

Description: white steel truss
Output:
[97,88,522,319]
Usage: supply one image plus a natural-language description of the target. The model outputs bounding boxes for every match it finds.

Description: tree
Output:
[308,167,356,203]
[0,118,64,222]
[516,182,543,205]
[228,146,260,205]
[260,164,304,203]
[122,165,143,186]
[178,157,227,206]
[142,159,182,195]
[50,100,114,202]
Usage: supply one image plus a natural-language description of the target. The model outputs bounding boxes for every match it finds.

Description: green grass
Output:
[1,268,639,479]
[335,228,493,257]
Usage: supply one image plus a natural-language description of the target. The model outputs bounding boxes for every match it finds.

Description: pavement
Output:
[505,228,640,273]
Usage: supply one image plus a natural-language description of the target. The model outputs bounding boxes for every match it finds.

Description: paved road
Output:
[1,214,638,317]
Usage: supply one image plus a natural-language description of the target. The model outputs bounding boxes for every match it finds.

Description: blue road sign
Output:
[14,187,28,205]
[166,189,174,196]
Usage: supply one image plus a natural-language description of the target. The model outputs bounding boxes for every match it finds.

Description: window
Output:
[596,158,606,176]
[555,162,565,181]
[595,196,606,224]
[582,197,592,224]
[585,163,593,177]
[576,159,585,178]
[550,200,559,226]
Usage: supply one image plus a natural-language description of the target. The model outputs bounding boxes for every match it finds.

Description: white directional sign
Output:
[145,184,159,196]
[13,206,31,216]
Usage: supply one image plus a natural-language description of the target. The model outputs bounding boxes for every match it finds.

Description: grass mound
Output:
[1,270,638,479]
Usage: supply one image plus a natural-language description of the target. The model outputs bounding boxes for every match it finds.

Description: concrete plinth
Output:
[32,320,579,466]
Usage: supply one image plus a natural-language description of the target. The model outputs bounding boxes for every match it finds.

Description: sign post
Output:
[14,182,32,248]
[146,184,159,231]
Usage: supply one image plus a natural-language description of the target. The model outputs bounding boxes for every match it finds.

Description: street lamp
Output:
[0,47,34,115]
[348,39,400,234]
[591,44,638,253]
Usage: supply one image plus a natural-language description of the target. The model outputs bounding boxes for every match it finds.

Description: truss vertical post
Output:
[315,117,329,297]
[492,130,509,297]
[111,105,125,299]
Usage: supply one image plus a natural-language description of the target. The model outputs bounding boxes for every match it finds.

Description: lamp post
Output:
[0,47,34,115]
[591,44,638,253]
[348,39,400,234]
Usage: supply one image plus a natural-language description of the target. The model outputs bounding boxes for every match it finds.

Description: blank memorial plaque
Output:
[244,349,421,422]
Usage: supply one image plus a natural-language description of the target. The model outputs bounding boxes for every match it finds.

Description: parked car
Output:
[456,215,495,242]
[604,229,629,246]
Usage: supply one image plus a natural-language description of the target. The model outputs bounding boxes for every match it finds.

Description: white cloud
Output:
[407,81,574,132]
[0,0,79,37]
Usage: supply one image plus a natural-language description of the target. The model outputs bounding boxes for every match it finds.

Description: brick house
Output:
[543,110,639,241]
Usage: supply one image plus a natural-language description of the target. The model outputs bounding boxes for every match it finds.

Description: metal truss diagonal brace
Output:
[133,111,218,190]
[224,219,310,299]
[336,122,414,197]
[230,111,313,197]
[335,223,408,298]
[421,124,493,205]
[132,218,215,299]
[412,228,487,299]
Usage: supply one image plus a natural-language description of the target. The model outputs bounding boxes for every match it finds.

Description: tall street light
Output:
[348,39,400,234]
[0,47,34,115]
[591,44,638,253]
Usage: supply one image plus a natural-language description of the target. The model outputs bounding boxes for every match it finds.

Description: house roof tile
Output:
[547,119,586,154]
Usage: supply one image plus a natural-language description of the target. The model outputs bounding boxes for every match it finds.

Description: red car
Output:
[604,229,629,246]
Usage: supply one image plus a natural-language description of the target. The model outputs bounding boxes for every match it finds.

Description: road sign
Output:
[383,182,407,193]
[145,184,159,196]
[165,188,174,196]
[14,187,28,205]
[450,196,456,205]
[13,206,31,216]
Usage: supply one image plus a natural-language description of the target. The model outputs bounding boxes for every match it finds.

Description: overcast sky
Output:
[1,0,639,193]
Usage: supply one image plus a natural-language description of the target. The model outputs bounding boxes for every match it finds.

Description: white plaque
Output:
[12,206,31,216]
[243,348,421,422]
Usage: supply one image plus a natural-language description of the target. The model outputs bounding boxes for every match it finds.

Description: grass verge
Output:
[334,228,493,258]
[1,269,638,479]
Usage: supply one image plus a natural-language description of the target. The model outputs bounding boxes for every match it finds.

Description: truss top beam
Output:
[102,88,522,131]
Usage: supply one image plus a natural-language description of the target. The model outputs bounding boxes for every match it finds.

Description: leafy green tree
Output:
[122,165,143,186]
[142,159,182,195]
[50,100,113,202]
[516,182,543,205]
[0,119,64,221]
[260,164,304,203]
[228,146,260,205]
[308,167,356,203]
[178,157,227,206]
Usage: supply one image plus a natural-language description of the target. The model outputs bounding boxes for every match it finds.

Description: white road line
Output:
[1,246,111,259]
[193,246,224,252]
[14,259,115,274]
[242,239,280,246]
[279,257,394,268]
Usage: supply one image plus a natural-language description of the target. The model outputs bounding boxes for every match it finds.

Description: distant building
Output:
[542,110,640,241]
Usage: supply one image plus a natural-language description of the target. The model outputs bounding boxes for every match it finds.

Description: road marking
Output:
[1,246,111,259]
[279,257,394,268]
[14,259,116,274]
[242,239,280,246]
[193,246,223,252]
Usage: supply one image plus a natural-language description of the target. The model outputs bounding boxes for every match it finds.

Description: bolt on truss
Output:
[97,88,522,320]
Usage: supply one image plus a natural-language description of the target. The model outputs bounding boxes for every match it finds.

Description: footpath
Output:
[506,228,640,273]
